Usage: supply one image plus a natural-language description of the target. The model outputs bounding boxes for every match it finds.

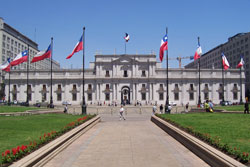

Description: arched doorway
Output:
[121,86,130,105]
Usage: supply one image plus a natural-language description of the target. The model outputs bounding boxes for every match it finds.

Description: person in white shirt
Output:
[152,104,157,115]
[119,105,126,120]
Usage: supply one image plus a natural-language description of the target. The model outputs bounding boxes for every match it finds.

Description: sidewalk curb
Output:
[151,115,245,167]
[11,115,101,167]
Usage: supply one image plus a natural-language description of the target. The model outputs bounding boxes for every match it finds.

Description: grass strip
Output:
[158,113,250,163]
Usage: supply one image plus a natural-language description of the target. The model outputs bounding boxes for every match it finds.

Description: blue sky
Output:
[1,0,250,68]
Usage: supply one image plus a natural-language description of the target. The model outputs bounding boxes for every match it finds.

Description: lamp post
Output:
[82,27,87,115]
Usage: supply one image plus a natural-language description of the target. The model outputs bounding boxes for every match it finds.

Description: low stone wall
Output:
[151,115,245,167]
[10,115,100,167]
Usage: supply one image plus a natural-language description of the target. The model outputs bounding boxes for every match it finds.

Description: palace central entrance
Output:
[121,86,130,104]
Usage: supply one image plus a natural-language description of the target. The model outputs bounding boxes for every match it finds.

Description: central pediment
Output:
[113,55,139,64]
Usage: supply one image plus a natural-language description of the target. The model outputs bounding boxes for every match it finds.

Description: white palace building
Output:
[4,54,245,106]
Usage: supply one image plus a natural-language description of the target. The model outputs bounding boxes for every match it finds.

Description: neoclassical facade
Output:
[4,54,245,106]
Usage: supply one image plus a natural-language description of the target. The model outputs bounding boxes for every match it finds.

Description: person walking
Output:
[160,104,163,114]
[244,97,249,114]
[152,104,157,115]
[119,105,126,120]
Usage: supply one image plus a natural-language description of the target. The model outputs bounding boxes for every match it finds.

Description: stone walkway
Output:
[44,113,209,167]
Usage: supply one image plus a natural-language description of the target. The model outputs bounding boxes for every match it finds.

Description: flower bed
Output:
[156,114,250,164]
[1,115,95,166]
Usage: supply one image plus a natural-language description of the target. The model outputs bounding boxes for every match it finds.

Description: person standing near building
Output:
[160,104,163,114]
[185,102,189,113]
[64,104,68,113]
[119,105,126,120]
[244,97,249,114]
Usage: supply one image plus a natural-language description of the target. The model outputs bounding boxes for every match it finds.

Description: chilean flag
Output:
[194,44,202,60]
[124,33,130,42]
[159,34,168,62]
[66,36,83,59]
[237,55,244,68]
[221,52,230,70]
[0,58,11,72]
[31,44,51,63]
[10,50,28,66]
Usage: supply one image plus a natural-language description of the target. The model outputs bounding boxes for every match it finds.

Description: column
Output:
[98,83,100,101]
[152,83,154,101]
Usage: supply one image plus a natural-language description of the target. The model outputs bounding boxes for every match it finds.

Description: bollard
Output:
[140,107,142,114]
[111,107,113,115]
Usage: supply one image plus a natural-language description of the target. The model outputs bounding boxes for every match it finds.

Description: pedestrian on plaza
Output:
[119,105,126,120]
[64,104,68,113]
[152,104,157,115]
[244,97,249,114]
[168,105,172,114]
[205,100,210,112]
[185,102,189,113]
[160,104,164,114]
[208,100,214,113]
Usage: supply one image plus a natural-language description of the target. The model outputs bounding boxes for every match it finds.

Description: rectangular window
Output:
[72,93,77,101]
[73,84,77,90]
[88,84,92,90]
[159,93,164,100]
[106,84,109,90]
[204,93,208,100]
[142,70,146,77]
[233,92,238,100]
[28,85,32,101]
[219,93,223,100]
[189,92,194,101]
[105,93,110,101]
[123,70,128,77]
[57,94,62,101]
[88,93,92,101]
[174,93,179,101]
[42,85,47,101]
[12,85,17,101]
[142,93,146,100]
[105,70,110,77]
[72,84,77,101]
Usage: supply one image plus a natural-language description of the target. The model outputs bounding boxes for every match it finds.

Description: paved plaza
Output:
[44,110,209,167]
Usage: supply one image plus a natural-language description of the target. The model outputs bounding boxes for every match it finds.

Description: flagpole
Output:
[8,66,11,106]
[26,45,30,106]
[221,52,225,103]
[49,37,54,108]
[198,37,201,106]
[82,27,87,115]
[165,27,169,114]
[240,66,243,104]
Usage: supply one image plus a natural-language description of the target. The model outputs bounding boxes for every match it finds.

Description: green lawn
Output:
[214,105,244,111]
[0,114,85,154]
[0,106,41,113]
[159,113,250,153]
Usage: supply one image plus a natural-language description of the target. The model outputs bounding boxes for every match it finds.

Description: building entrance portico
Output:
[121,86,130,104]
